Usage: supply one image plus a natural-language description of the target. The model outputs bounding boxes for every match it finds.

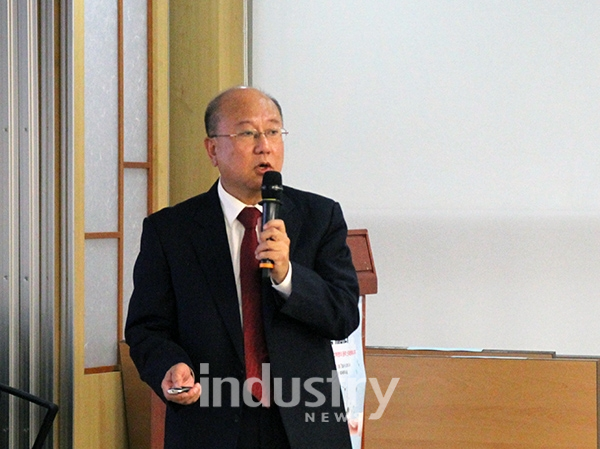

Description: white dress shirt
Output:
[217,180,292,323]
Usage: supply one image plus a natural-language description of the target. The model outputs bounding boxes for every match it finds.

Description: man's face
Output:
[205,88,285,205]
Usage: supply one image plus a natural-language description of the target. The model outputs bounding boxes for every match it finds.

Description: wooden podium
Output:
[120,229,378,449]
[363,348,600,449]
[346,229,378,342]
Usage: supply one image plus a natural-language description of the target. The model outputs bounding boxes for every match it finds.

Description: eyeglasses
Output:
[209,128,288,144]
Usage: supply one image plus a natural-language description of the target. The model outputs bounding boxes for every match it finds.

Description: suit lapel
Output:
[190,184,245,364]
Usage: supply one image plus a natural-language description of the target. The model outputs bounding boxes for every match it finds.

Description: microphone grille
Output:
[261,171,283,200]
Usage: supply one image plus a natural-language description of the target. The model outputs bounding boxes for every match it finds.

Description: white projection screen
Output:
[250,1,600,356]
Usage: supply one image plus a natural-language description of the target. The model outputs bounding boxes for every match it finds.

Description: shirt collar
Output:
[217,179,262,227]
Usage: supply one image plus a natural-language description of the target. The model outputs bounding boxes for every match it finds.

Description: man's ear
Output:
[204,137,218,167]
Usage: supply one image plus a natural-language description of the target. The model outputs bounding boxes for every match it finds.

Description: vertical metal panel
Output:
[0,0,56,447]
[0,0,11,388]
[2,1,24,447]
[0,0,17,446]
[59,0,75,445]
[0,0,45,447]
[39,0,56,447]
[18,1,41,446]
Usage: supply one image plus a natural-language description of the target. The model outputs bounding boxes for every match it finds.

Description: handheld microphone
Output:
[259,171,283,271]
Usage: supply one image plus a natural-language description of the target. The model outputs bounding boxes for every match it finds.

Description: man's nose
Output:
[254,132,272,152]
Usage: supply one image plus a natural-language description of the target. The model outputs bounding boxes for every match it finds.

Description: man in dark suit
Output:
[125,86,359,448]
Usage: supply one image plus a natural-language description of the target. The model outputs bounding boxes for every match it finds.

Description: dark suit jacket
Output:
[125,181,360,449]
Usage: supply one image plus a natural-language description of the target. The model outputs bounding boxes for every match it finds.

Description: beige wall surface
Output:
[169,0,245,206]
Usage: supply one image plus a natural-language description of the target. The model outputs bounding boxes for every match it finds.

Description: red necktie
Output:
[237,207,269,405]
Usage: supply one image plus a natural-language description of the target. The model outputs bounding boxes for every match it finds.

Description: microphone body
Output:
[259,171,283,272]
[261,198,281,232]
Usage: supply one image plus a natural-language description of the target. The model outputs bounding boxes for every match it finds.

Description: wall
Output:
[169,0,245,205]
[251,1,600,355]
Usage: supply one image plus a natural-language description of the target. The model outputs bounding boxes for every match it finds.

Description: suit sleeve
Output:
[125,217,194,399]
[280,201,360,341]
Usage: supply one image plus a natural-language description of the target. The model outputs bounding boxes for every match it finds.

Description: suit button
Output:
[233,414,240,423]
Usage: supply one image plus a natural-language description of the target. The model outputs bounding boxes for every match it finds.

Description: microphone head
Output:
[261,171,283,200]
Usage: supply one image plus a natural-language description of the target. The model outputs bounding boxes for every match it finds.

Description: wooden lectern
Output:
[363,349,600,449]
[346,229,378,344]
[120,229,378,449]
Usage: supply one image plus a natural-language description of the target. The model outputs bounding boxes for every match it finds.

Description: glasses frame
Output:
[209,128,289,142]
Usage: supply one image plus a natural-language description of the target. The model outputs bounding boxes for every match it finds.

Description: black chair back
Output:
[0,383,59,449]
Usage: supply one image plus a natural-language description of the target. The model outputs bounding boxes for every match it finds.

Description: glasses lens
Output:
[233,129,288,143]
[237,131,256,144]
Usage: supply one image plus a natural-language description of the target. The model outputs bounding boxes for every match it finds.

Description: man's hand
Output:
[161,363,202,405]
[257,219,290,284]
